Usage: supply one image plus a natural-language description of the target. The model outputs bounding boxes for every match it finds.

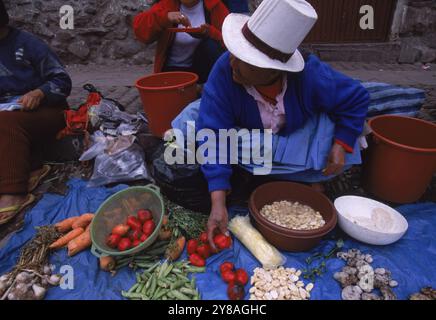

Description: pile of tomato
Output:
[219,262,249,300]
[186,232,232,267]
[106,209,156,251]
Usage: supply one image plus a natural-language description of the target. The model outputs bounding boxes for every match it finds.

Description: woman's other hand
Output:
[167,11,191,27]
[207,190,229,251]
[18,89,45,111]
[190,23,210,39]
[323,143,346,176]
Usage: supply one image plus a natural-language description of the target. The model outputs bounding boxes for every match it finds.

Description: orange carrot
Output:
[158,215,172,241]
[49,228,84,250]
[67,228,91,256]
[72,213,94,229]
[162,215,169,226]
[55,217,79,233]
[100,256,116,271]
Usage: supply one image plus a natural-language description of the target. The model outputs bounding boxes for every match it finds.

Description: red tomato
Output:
[140,233,149,242]
[235,269,249,286]
[111,224,130,236]
[137,209,153,223]
[213,234,232,250]
[130,229,143,240]
[220,262,234,275]
[187,239,199,255]
[117,238,132,251]
[126,216,142,231]
[132,239,141,247]
[189,253,206,267]
[196,244,211,259]
[142,220,156,236]
[221,270,236,283]
[199,232,208,244]
[227,282,245,300]
[106,234,121,249]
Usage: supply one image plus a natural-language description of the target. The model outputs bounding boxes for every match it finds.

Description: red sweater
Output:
[133,0,229,73]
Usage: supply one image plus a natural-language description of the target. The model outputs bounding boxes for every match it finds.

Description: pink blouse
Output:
[244,77,288,134]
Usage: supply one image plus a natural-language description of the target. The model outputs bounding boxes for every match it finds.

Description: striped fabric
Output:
[362,82,426,118]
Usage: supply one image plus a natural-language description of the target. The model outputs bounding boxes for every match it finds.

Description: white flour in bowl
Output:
[344,207,401,233]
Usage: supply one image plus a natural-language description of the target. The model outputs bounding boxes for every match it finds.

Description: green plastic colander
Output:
[90,184,164,257]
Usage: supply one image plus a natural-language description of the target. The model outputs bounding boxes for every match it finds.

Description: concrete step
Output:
[302,42,401,63]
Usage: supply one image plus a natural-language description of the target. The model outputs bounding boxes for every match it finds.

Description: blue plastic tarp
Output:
[0,179,435,300]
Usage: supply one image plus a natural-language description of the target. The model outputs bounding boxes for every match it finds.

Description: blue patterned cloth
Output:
[0,95,21,111]
[0,179,435,300]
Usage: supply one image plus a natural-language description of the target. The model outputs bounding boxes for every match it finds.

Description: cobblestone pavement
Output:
[66,64,153,114]
[66,61,436,119]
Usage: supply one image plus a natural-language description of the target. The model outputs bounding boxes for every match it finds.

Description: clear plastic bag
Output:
[106,135,136,156]
[87,143,149,187]
[89,99,147,136]
[229,215,286,268]
[79,131,108,161]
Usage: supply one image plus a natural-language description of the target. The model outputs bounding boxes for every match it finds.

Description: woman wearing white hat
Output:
[179,0,370,245]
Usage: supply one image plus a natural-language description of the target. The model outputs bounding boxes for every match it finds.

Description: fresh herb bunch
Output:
[164,197,208,240]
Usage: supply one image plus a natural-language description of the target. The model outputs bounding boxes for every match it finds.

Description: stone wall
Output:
[4,0,436,65]
[3,0,261,66]
[396,0,436,63]
[4,0,156,66]
[4,0,259,66]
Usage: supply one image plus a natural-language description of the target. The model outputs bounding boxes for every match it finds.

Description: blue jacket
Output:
[197,51,370,192]
[0,27,71,106]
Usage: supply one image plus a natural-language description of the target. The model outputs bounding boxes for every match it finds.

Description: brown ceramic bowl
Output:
[248,181,338,252]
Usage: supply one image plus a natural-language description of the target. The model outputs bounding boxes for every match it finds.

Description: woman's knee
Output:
[0,112,23,134]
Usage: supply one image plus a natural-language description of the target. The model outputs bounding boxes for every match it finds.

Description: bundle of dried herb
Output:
[0,225,62,300]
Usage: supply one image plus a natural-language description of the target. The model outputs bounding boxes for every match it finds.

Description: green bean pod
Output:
[171,291,191,300]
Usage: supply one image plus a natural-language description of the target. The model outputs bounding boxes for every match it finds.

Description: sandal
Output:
[0,194,36,226]
[28,165,51,193]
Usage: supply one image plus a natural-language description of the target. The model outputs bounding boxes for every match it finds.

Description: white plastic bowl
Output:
[334,196,408,245]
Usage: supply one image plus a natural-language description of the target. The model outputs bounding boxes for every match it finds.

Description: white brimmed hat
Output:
[223,0,318,72]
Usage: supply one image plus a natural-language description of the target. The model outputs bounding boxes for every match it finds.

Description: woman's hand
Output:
[207,190,229,251]
[18,89,45,111]
[167,11,191,27]
[190,24,210,39]
[323,143,346,176]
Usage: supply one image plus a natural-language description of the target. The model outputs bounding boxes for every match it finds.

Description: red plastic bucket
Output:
[136,72,199,138]
[365,115,436,203]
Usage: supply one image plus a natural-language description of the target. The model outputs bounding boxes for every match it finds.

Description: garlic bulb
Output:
[48,274,61,286]
[32,284,46,300]
[16,272,31,283]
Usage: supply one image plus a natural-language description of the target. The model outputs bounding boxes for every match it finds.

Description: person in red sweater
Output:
[133,0,229,83]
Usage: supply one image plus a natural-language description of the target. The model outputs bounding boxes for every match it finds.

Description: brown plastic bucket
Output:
[248,181,337,252]
[136,72,199,138]
[365,115,436,203]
